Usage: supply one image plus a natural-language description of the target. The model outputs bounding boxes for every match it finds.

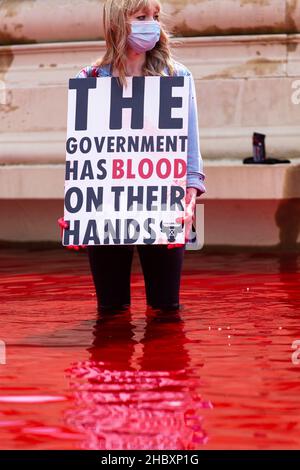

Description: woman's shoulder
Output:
[75,63,111,78]
[75,61,191,78]
[165,60,192,77]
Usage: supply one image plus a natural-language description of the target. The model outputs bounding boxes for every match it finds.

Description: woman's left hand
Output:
[167,187,197,249]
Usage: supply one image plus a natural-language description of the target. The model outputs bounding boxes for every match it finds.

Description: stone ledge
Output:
[1,127,299,165]
[2,34,300,79]
[1,160,299,200]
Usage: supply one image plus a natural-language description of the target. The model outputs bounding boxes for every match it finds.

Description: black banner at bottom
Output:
[0,450,299,466]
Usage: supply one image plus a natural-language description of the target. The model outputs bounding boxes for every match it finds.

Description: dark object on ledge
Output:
[243,132,291,164]
[243,157,291,164]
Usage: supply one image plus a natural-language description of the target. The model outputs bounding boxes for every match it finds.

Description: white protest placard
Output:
[63,75,190,246]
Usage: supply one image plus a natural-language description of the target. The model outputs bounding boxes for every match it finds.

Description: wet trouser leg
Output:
[137,244,186,309]
[87,244,185,310]
[87,245,134,309]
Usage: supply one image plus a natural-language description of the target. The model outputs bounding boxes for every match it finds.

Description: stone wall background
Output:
[0,0,300,45]
[0,1,300,245]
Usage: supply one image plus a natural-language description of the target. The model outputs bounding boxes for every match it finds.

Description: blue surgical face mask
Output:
[127,20,161,53]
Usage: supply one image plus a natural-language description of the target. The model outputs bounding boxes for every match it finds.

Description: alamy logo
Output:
[160,220,183,242]
[291,80,300,105]
[291,340,300,365]
[0,80,6,105]
[186,203,204,251]
[0,340,6,365]
[0,80,7,105]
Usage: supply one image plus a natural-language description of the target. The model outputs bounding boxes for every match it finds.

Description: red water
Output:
[0,247,300,450]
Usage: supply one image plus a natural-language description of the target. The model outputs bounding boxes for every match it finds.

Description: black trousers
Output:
[87,244,186,310]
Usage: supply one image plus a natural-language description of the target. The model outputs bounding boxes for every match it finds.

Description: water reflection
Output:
[64,307,212,450]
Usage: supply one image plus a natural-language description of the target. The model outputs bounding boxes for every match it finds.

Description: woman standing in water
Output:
[59,0,206,312]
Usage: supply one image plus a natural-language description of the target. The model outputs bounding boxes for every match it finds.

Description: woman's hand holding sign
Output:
[167,187,197,249]
[57,217,87,251]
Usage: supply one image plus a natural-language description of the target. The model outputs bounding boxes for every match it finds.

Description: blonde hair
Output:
[92,0,175,86]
